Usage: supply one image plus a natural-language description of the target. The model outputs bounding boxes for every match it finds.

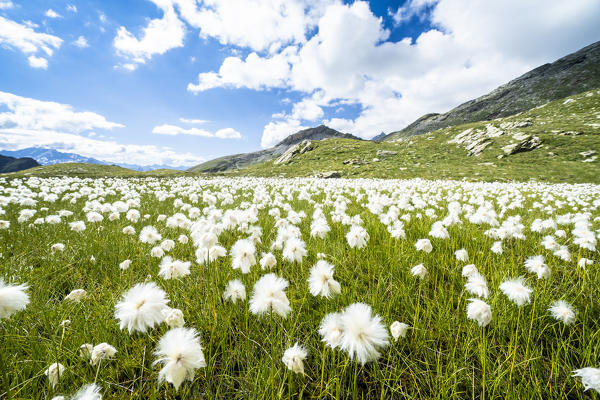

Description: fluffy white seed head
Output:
[499,277,532,307]
[0,280,29,319]
[223,279,246,303]
[308,260,341,298]
[114,282,169,334]
[466,298,492,327]
[339,303,389,365]
[154,327,206,392]
[282,342,308,374]
[389,321,409,340]
[549,300,576,325]
[249,273,290,318]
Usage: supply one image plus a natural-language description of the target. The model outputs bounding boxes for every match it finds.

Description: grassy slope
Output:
[224,89,600,183]
[3,163,190,178]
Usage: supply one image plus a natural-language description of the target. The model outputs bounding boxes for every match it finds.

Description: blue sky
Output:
[0,0,598,167]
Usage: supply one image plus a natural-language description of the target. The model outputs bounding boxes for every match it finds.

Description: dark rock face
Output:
[0,155,40,173]
[384,40,600,140]
[190,125,361,172]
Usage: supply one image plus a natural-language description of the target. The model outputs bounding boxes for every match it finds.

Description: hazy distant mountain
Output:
[0,154,39,173]
[383,40,600,140]
[189,125,361,172]
[0,147,185,171]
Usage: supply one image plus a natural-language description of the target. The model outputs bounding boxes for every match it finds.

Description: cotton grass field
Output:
[1,176,599,399]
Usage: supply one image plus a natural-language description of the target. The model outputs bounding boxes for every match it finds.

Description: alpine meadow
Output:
[1,1,600,399]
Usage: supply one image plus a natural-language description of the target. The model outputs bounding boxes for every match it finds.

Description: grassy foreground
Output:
[0,176,599,399]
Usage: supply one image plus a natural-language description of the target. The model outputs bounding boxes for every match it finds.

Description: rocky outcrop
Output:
[450,123,542,157]
[384,40,600,141]
[500,136,542,156]
[274,140,313,164]
[376,149,397,156]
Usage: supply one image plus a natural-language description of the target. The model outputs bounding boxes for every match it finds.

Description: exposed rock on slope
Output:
[189,125,361,172]
[384,40,600,140]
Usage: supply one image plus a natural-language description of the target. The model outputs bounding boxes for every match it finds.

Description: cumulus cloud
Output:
[45,9,62,18]
[153,123,242,139]
[114,0,185,69]
[0,91,124,132]
[179,118,207,124]
[0,16,62,67]
[27,55,48,69]
[173,0,337,52]
[72,36,89,48]
[0,1,13,10]
[188,48,295,92]
[183,0,600,145]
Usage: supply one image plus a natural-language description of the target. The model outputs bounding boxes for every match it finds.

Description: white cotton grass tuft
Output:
[231,239,256,273]
[548,300,577,325]
[573,367,600,393]
[461,264,478,277]
[0,280,29,319]
[158,257,191,279]
[466,298,492,327]
[415,238,433,253]
[524,255,550,279]
[389,321,409,340]
[90,343,117,366]
[282,237,308,263]
[464,273,489,299]
[223,279,246,303]
[71,383,103,400]
[154,327,206,392]
[491,241,503,254]
[346,225,369,249]
[45,362,65,389]
[411,264,427,279]
[163,308,185,328]
[249,273,291,318]
[64,289,86,302]
[114,282,169,333]
[139,226,162,244]
[455,248,468,262]
[282,343,308,374]
[339,302,389,365]
[259,252,277,270]
[499,277,532,307]
[119,260,132,270]
[319,312,344,349]
[307,260,341,298]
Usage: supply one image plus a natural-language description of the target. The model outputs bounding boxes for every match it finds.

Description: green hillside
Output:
[220,89,600,183]
[3,163,187,178]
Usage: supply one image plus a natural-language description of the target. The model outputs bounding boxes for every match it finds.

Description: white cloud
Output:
[0,1,13,10]
[261,119,306,147]
[173,0,337,52]
[27,55,48,69]
[0,91,124,133]
[113,0,185,68]
[45,9,62,18]
[0,129,205,167]
[215,128,242,139]
[188,48,295,92]
[66,4,77,13]
[72,36,89,48]
[184,0,600,145]
[0,16,62,67]
[153,123,242,139]
[152,124,212,137]
[179,118,208,124]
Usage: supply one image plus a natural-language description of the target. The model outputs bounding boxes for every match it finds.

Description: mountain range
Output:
[0,148,185,172]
